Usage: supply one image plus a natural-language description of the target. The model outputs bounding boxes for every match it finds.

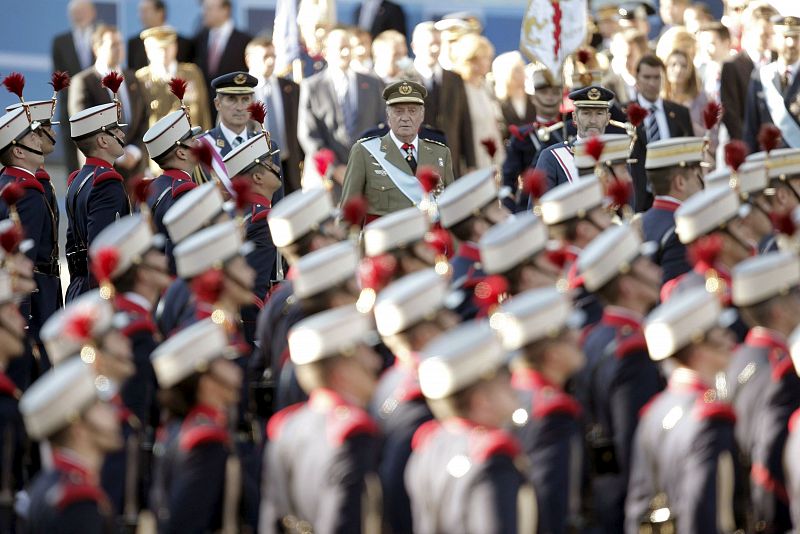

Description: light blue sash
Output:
[361,137,424,205]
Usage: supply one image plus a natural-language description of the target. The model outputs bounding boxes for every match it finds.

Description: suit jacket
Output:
[192,26,252,119]
[498,96,537,136]
[629,100,693,212]
[340,133,455,216]
[742,63,800,152]
[720,51,755,141]
[126,34,194,72]
[353,0,407,38]
[276,77,303,194]
[297,69,385,166]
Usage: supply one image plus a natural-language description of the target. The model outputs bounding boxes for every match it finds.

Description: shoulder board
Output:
[326,405,378,446]
[615,333,648,359]
[92,169,123,186]
[53,482,107,510]
[266,402,304,441]
[67,170,80,187]
[19,178,45,193]
[693,400,736,423]
[179,424,229,451]
[251,209,270,223]
[532,391,582,419]
[771,356,795,382]
[356,135,379,144]
[422,138,447,148]
[469,428,521,462]
[35,168,51,181]
[411,419,441,451]
[121,318,157,337]
[172,181,197,199]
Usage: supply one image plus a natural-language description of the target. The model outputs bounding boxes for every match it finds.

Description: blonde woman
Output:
[492,51,536,141]
[663,49,716,149]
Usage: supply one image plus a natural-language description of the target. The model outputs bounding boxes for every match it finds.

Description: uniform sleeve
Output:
[624,424,657,534]
[340,143,367,205]
[15,191,46,262]
[535,149,559,191]
[54,500,109,534]
[466,455,522,534]
[163,442,227,534]
[87,181,129,245]
[259,441,288,534]
[442,146,455,185]
[246,218,276,299]
[742,75,762,153]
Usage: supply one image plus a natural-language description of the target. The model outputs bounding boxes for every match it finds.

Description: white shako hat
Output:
[19,358,103,441]
[373,269,448,337]
[492,287,574,350]
[222,132,281,177]
[539,175,604,225]
[173,220,249,279]
[644,287,722,360]
[363,207,428,257]
[746,148,800,181]
[704,162,768,197]
[574,133,631,170]
[70,102,124,139]
[89,214,163,280]
[163,182,226,244]
[576,223,645,292]
[143,109,201,160]
[732,251,800,307]
[418,320,508,399]
[288,305,373,365]
[40,290,118,365]
[6,100,57,124]
[437,167,498,229]
[151,318,231,388]
[644,137,705,170]
[674,185,744,244]
[268,187,334,248]
[0,107,40,153]
[479,211,548,274]
[292,241,358,299]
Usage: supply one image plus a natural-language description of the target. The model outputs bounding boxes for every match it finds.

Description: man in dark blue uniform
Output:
[65,102,131,302]
[750,148,800,252]
[574,224,665,533]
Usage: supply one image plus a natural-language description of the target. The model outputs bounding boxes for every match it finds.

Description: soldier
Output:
[370,269,457,534]
[406,320,535,533]
[573,224,665,532]
[572,133,636,193]
[747,148,800,241]
[66,101,131,302]
[627,287,740,533]
[640,137,706,284]
[260,305,383,533]
[20,358,121,533]
[149,319,244,533]
[725,252,800,532]
[492,287,586,533]
[341,80,455,220]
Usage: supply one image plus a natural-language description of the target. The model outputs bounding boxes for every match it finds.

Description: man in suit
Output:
[629,54,693,212]
[69,25,150,178]
[354,0,407,39]
[341,81,454,219]
[127,0,193,72]
[193,0,252,122]
[246,37,303,193]
[411,22,476,176]
[298,28,385,189]
[51,0,96,172]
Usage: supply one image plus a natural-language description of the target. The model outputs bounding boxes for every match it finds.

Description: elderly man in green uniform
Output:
[341,80,455,221]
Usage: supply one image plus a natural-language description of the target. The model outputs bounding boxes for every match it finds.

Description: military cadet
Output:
[341,80,455,220]
[362,206,438,282]
[573,224,665,533]
[66,101,131,302]
[784,331,800,529]
[406,320,535,533]
[370,269,456,534]
[142,108,201,272]
[748,148,800,237]
[572,132,635,195]
[0,219,37,304]
[534,86,615,191]
[626,287,740,533]
[492,287,586,534]
[640,137,706,284]
[725,252,800,532]
[260,305,383,534]
[149,319,244,533]
[20,358,121,533]
[502,65,567,212]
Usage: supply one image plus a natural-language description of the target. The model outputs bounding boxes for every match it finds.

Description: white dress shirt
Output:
[390,130,418,161]
[637,94,671,141]
[219,121,248,149]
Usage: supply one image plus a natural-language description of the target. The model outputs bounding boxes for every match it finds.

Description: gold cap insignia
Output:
[587,88,601,100]
[399,83,412,95]
[234,73,247,85]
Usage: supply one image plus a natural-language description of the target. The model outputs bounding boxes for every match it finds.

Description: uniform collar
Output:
[250,193,272,209]
[389,129,419,152]
[668,366,712,393]
[117,292,152,313]
[186,403,227,427]
[602,306,644,331]
[3,166,36,179]
[85,156,113,168]
[52,448,96,484]
[745,326,789,354]
[162,168,193,182]
[511,367,558,391]
[652,195,682,212]
[35,167,51,180]
[310,388,354,410]
[456,241,481,262]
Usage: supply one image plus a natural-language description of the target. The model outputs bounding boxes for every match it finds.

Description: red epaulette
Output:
[179,422,229,451]
[411,419,441,451]
[771,357,795,382]
[35,168,51,181]
[469,428,521,462]
[325,405,378,446]
[67,170,80,187]
[122,318,157,337]
[266,402,304,441]
[615,333,648,359]
[532,390,582,419]
[251,208,270,223]
[789,408,800,433]
[92,168,123,186]
[53,482,107,511]
[172,181,196,199]
[18,177,44,193]
[693,399,736,423]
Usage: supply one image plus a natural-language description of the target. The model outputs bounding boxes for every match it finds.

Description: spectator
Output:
[349,27,374,75]
[492,51,536,141]
[594,6,622,52]
[127,0,193,72]
[658,0,690,35]
[434,14,482,72]
[354,0,407,39]
[655,27,696,64]
[663,49,714,144]
[618,4,651,38]
[696,22,732,100]
[603,28,650,104]
[372,30,416,84]
[682,3,713,34]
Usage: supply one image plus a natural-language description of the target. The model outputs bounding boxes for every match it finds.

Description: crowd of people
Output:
[0,0,799,532]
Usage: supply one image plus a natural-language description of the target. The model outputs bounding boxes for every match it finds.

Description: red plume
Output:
[585,135,605,163]
[192,268,225,304]
[101,71,124,94]
[168,77,188,100]
[191,140,213,168]
[545,246,570,270]
[247,101,267,124]
[770,212,797,236]
[91,247,119,283]
[313,149,336,176]
[724,140,748,171]
[0,225,23,253]
[688,234,723,267]
[358,254,397,292]
[416,165,440,194]
[49,71,70,93]
[606,178,632,208]
[342,196,368,226]
[231,177,254,212]
[473,275,509,308]
[1,183,25,207]
[130,175,151,205]
[758,124,782,153]
[522,168,547,200]
[576,48,592,65]
[2,72,25,99]
[64,312,94,341]
[480,138,498,159]
[508,124,525,141]
[701,101,723,131]
[626,102,649,128]
[424,225,454,259]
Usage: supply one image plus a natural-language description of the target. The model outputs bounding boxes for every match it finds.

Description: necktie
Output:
[646,106,660,142]
[402,143,417,174]
[782,68,792,92]
[233,135,243,148]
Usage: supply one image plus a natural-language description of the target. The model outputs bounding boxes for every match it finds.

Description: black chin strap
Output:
[105,130,125,149]
[12,141,43,157]
[39,128,56,146]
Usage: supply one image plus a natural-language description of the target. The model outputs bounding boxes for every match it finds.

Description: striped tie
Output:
[647,106,660,142]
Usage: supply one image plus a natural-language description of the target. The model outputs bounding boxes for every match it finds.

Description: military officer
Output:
[20,358,121,533]
[66,101,131,302]
[626,287,741,533]
[573,224,666,532]
[492,287,586,534]
[341,80,455,220]
[260,305,383,534]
